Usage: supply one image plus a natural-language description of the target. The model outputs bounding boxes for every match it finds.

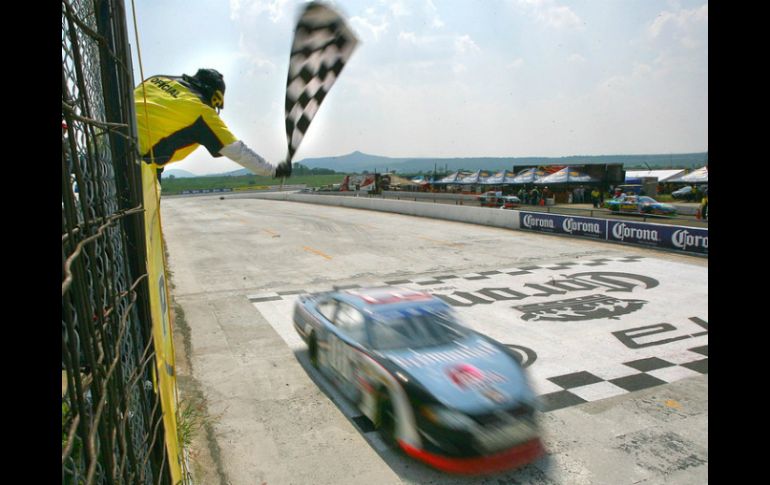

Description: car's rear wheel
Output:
[377,392,396,446]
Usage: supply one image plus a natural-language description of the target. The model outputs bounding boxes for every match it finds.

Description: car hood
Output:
[379,334,536,413]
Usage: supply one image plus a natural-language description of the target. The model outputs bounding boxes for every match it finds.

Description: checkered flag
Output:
[284,1,359,165]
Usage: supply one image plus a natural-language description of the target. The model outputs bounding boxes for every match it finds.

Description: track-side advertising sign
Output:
[519,212,607,240]
[519,212,707,255]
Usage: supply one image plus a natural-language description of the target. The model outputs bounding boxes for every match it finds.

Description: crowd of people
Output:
[512,185,606,208]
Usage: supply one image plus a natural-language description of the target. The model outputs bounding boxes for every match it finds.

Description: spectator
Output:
[518,187,527,205]
[530,186,540,206]
[700,188,708,220]
[591,188,600,208]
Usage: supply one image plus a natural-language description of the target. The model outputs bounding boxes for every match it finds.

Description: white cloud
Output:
[398,31,418,44]
[648,4,708,49]
[541,5,582,29]
[424,0,444,28]
[229,0,290,23]
[508,58,525,69]
[351,8,389,40]
[454,34,481,55]
[568,53,586,63]
[385,0,410,18]
[517,0,583,30]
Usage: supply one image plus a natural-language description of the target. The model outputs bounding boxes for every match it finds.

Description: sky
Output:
[126,0,708,175]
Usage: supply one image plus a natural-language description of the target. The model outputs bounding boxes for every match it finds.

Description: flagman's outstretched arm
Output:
[219,141,278,177]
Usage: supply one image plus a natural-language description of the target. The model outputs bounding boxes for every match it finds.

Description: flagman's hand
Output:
[274,160,292,178]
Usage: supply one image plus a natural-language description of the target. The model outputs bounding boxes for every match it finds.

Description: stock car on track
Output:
[604,194,677,216]
[478,191,521,209]
[292,287,544,474]
[499,195,522,209]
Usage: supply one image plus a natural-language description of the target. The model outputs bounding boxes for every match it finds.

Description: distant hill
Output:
[161,168,198,178]
[299,151,708,174]
[192,150,708,177]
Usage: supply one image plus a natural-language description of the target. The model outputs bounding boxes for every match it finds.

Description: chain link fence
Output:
[62,0,173,483]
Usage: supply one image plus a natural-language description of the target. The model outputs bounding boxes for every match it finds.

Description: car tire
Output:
[377,391,397,446]
[308,332,319,369]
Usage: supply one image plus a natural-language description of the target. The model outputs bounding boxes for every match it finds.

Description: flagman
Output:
[134,68,292,180]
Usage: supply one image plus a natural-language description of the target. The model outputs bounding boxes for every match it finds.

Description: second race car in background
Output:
[292,286,544,474]
[478,191,521,209]
[604,194,677,216]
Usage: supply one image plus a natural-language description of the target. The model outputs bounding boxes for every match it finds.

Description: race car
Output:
[478,190,504,207]
[292,286,544,474]
[499,195,522,209]
[478,191,520,209]
[604,194,677,216]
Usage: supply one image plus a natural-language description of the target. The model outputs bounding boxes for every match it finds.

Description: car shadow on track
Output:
[291,348,556,485]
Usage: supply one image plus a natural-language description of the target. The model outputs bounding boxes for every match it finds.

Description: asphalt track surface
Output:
[161,194,708,485]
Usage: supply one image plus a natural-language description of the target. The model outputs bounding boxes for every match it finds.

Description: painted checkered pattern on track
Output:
[249,255,707,417]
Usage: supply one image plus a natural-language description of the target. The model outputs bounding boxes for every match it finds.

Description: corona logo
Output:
[611,222,660,242]
[562,218,601,235]
[522,214,554,229]
[672,229,708,250]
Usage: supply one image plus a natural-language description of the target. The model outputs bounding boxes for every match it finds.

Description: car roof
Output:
[334,287,443,313]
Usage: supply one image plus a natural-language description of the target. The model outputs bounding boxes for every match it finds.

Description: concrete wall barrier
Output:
[254,192,520,231]
[245,192,707,256]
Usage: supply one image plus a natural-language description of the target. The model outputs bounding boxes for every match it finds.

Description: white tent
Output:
[510,167,548,184]
[672,166,708,184]
[625,169,685,182]
[535,166,598,184]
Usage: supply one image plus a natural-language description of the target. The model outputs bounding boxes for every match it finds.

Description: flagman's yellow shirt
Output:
[134,76,274,176]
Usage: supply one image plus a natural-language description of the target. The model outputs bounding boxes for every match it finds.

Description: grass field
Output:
[160,173,345,195]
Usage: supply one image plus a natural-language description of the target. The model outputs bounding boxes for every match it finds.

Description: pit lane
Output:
[162,195,708,485]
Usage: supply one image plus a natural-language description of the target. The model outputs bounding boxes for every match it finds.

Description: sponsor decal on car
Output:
[446,363,506,389]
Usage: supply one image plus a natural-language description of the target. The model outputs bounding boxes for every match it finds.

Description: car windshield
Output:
[369,307,469,351]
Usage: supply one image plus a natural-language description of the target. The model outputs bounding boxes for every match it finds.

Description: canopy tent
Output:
[535,166,598,185]
[432,171,462,184]
[456,170,491,184]
[625,169,685,183]
[510,167,548,184]
[481,170,516,185]
[388,174,420,187]
[672,166,708,184]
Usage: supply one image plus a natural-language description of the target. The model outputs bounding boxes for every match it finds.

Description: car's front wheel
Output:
[308,332,319,369]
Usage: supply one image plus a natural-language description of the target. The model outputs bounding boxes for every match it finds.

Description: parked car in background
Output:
[671,185,695,200]
[604,194,677,216]
[293,287,544,474]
